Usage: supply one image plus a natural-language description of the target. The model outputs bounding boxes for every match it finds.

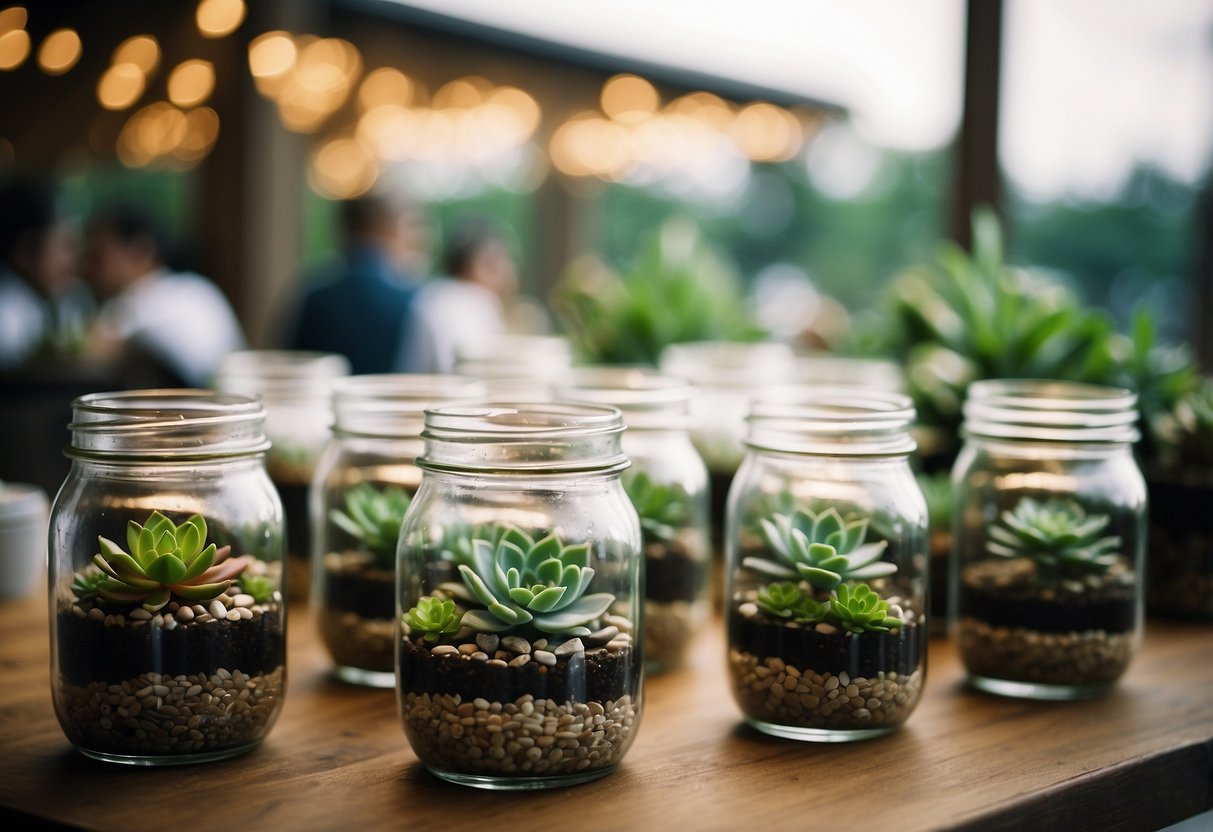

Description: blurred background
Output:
[1,0,1211,495]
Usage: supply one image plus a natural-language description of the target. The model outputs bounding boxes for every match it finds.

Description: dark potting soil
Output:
[57,608,285,684]
[960,577,1136,633]
[646,545,706,604]
[1147,476,1213,572]
[273,477,311,565]
[708,470,734,551]
[324,557,396,620]
[729,613,923,677]
[399,638,636,703]
[929,534,950,624]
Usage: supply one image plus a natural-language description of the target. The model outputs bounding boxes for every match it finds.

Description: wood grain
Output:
[0,586,1209,832]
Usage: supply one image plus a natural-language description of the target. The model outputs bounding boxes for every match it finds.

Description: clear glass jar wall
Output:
[213,350,350,601]
[726,389,928,742]
[311,374,485,687]
[453,334,573,401]
[397,403,643,789]
[556,368,711,674]
[951,380,1146,700]
[48,390,286,765]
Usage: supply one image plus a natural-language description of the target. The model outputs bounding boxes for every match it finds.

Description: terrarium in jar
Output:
[214,350,349,600]
[453,334,573,401]
[952,380,1146,699]
[397,403,643,789]
[556,368,711,674]
[49,390,286,765]
[311,374,485,687]
[726,389,928,741]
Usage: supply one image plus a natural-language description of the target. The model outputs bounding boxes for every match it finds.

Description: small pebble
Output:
[225,610,242,622]
[88,608,104,621]
[476,633,500,653]
[208,600,227,620]
[176,606,194,622]
[533,650,557,667]
[129,608,152,621]
[431,645,458,656]
[554,638,584,657]
[470,651,489,662]
[508,654,531,668]
[232,594,255,608]
[501,636,531,654]
[586,626,618,646]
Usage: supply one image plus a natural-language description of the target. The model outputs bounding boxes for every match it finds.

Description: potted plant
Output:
[318,483,411,679]
[957,497,1136,691]
[399,523,640,785]
[624,469,708,671]
[728,504,924,739]
[55,511,284,762]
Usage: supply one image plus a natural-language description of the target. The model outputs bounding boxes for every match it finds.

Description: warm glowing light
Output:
[117,101,192,168]
[97,62,146,110]
[669,91,734,131]
[196,0,245,39]
[0,28,29,70]
[175,106,220,162]
[732,101,802,162]
[358,67,412,110]
[272,37,360,132]
[601,74,658,123]
[0,7,26,35]
[168,59,214,107]
[433,77,489,110]
[248,31,295,80]
[550,114,630,177]
[112,35,159,75]
[488,86,541,140]
[36,28,80,75]
[310,138,377,199]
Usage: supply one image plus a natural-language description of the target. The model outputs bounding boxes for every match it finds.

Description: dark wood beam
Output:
[950,0,1004,249]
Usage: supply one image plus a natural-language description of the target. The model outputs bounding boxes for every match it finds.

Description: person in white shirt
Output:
[82,205,245,388]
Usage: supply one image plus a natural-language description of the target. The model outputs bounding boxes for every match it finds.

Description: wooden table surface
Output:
[1,585,1210,832]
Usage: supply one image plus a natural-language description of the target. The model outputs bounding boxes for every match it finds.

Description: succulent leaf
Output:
[745,506,894,590]
[623,470,693,544]
[328,483,412,566]
[403,596,464,642]
[987,497,1121,584]
[829,583,902,634]
[755,581,828,623]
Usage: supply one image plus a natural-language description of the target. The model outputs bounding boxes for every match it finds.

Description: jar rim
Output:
[658,340,796,388]
[963,379,1139,443]
[67,389,271,460]
[554,368,691,429]
[214,350,349,401]
[332,374,487,439]
[745,387,918,457]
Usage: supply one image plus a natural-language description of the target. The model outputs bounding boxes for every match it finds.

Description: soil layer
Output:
[960,561,1136,634]
[729,612,922,678]
[645,544,705,604]
[323,554,396,619]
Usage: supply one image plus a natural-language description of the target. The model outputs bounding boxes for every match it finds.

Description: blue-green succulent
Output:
[745,506,896,589]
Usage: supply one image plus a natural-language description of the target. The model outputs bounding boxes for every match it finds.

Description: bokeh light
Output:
[36,28,81,75]
[112,35,159,76]
[168,59,215,108]
[0,27,29,71]
[601,74,659,123]
[196,0,246,39]
[97,62,146,110]
[358,67,413,110]
[310,137,378,198]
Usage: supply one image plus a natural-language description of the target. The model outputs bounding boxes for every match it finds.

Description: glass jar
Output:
[726,389,928,741]
[453,334,573,401]
[213,350,350,601]
[952,380,1146,700]
[49,390,286,765]
[311,374,485,687]
[398,402,643,789]
[556,368,711,674]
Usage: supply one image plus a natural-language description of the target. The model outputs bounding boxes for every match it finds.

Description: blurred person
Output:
[83,203,245,387]
[289,190,429,374]
[0,178,92,366]
[400,216,518,374]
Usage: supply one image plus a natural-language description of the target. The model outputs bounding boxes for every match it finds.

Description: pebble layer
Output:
[402,691,637,777]
[645,600,704,673]
[728,650,922,730]
[958,617,1134,685]
[319,609,394,673]
[56,666,284,757]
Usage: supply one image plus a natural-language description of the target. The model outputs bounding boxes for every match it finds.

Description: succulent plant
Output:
[80,511,250,613]
[745,506,896,590]
[1150,377,1213,470]
[330,483,412,565]
[446,525,614,637]
[240,573,275,604]
[624,470,690,544]
[404,596,464,642]
[917,471,953,534]
[829,583,902,634]
[987,497,1121,581]
[755,582,827,623]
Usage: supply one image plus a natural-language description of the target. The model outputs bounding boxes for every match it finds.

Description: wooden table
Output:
[1,586,1210,832]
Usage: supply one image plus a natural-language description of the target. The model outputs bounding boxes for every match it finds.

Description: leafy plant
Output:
[755,582,827,623]
[330,483,412,565]
[987,497,1121,582]
[917,472,953,534]
[624,470,690,544]
[830,583,902,634]
[77,511,250,613]
[1149,376,1213,470]
[240,573,275,604]
[404,596,464,642]
[551,221,765,365]
[443,525,613,637]
[745,506,896,589]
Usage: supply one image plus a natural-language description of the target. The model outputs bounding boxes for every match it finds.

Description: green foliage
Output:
[917,472,953,534]
[404,596,464,642]
[1151,378,1213,468]
[330,483,412,565]
[240,573,275,604]
[987,497,1121,582]
[81,511,249,613]
[624,470,690,544]
[829,583,903,634]
[70,570,106,602]
[551,222,765,365]
[446,525,614,637]
[745,506,895,589]
[755,582,828,623]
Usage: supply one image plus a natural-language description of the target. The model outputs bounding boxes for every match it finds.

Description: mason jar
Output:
[398,402,643,789]
[726,389,928,741]
[952,380,1146,700]
[311,374,485,687]
[556,368,711,674]
[453,334,573,401]
[213,350,349,601]
[49,390,286,765]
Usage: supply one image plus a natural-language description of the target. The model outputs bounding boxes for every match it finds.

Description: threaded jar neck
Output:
[67,389,270,460]
[213,350,349,405]
[659,340,795,390]
[419,402,628,474]
[962,379,1139,444]
[746,388,917,457]
[555,368,691,431]
[331,374,486,439]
